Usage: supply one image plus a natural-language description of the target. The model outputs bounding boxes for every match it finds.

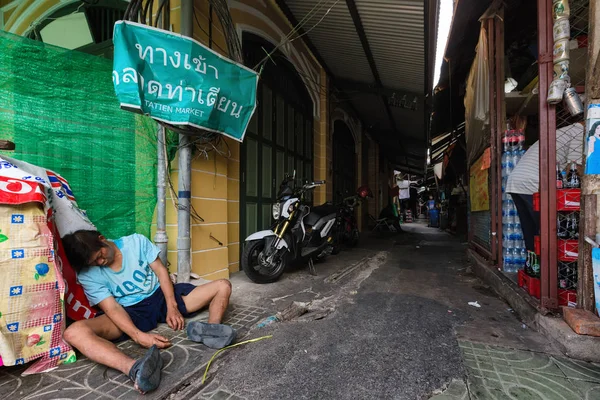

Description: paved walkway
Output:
[2,220,600,399]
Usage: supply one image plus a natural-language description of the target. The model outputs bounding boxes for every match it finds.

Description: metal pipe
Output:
[177,0,194,283]
[155,125,169,267]
[154,4,169,269]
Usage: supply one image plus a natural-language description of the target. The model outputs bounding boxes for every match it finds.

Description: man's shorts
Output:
[115,283,198,340]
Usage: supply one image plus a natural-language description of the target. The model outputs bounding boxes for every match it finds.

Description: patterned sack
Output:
[0,201,76,374]
[0,157,99,374]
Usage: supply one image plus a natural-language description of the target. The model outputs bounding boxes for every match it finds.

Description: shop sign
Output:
[112,21,259,142]
[586,103,600,174]
[469,150,490,212]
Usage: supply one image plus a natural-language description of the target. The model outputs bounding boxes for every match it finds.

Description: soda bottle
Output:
[561,169,568,188]
[556,165,563,189]
[558,214,568,239]
[568,162,580,189]
[572,213,579,240]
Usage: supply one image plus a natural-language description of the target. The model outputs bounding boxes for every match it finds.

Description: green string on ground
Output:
[202,335,273,384]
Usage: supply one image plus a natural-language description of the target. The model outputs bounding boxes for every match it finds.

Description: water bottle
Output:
[256,315,279,328]
[506,151,515,175]
[502,201,510,224]
[504,246,514,272]
[512,149,520,168]
[505,223,515,249]
[513,222,523,241]
[519,243,528,269]
[511,247,521,270]
[501,152,508,173]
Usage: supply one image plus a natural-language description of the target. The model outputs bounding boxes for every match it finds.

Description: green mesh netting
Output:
[0,30,158,239]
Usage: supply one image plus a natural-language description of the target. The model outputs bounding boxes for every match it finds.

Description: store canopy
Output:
[277,0,437,172]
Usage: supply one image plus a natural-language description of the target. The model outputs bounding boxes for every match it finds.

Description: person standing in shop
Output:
[506,122,584,252]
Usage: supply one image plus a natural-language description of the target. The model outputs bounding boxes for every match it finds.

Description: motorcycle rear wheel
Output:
[241,239,287,284]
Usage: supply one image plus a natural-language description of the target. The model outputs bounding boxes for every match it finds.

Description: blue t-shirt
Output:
[77,234,161,307]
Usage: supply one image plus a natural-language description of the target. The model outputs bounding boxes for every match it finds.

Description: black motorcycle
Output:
[332,186,372,253]
[241,173,337,283]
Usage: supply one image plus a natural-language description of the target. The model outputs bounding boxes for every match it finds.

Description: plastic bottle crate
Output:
[558,289,577,308]
[558,239,578,261]
[533,189,581,212]
[518,269,541,299]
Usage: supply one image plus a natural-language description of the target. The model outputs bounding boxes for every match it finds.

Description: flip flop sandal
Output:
[186,321,236,349]
[128,345,163,393]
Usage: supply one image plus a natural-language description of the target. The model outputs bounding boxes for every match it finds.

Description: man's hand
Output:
[134,332,171,349]
[166,306,185,331]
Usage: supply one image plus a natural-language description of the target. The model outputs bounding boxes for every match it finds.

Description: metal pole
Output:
[155,125,169,267]
[177,0,194,283]
[154,7,169,269]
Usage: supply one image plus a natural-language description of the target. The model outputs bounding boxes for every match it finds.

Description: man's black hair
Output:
[61,230,106,273]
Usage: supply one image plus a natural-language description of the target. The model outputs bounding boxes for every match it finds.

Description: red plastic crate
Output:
[518,269,527,287]
[518,270,541,299]
[533,189,581,212]
[558,289,577,308]
[534,235,541,255]
[558,239,579,261]
[557,189,581,211]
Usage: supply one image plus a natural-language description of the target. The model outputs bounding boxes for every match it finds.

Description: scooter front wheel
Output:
[241,239,287,284]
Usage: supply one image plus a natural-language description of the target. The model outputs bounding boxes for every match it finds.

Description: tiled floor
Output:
[460,341,600,400]
[0,304,266,400]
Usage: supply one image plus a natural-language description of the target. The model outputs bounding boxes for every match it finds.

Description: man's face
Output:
[87,239,116,267]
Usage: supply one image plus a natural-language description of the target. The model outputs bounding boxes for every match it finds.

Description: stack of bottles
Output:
[501,130,527,273]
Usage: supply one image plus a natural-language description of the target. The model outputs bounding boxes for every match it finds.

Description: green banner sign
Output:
[112,21,259,142]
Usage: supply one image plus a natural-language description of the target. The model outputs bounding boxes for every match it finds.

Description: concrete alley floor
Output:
[3,221,600,399]
[172,221,600,400]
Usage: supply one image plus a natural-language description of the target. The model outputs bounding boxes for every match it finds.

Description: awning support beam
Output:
[345,0,398,133]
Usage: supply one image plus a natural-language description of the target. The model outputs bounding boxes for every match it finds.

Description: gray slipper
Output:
[187,321,236,349]
[128,345,163,393]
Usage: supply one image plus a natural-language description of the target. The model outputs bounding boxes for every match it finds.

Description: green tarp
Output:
[0,30,158,238]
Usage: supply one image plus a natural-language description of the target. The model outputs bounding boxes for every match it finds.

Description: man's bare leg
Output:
[63,315,134,374]
[184,280,235,349]
[182,279,232,323]
[64,316,164,393]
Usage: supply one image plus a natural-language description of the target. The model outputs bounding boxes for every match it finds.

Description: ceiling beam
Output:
[335,79,422,98]
[345,0,398,133]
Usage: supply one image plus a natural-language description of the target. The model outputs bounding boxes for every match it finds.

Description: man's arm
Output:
[149,258,185,331]
[97,296,171,348]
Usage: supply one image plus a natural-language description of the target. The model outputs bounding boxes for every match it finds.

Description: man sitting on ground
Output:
[61,230,236,394]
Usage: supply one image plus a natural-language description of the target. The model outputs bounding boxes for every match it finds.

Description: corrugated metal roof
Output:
[282,0,427,168]
[286,1,374,82]
[285,0,425,93]
[355,0,424,93]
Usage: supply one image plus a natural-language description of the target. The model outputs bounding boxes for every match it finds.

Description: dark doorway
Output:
[332,121,356,204]
[240,33,314,240]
